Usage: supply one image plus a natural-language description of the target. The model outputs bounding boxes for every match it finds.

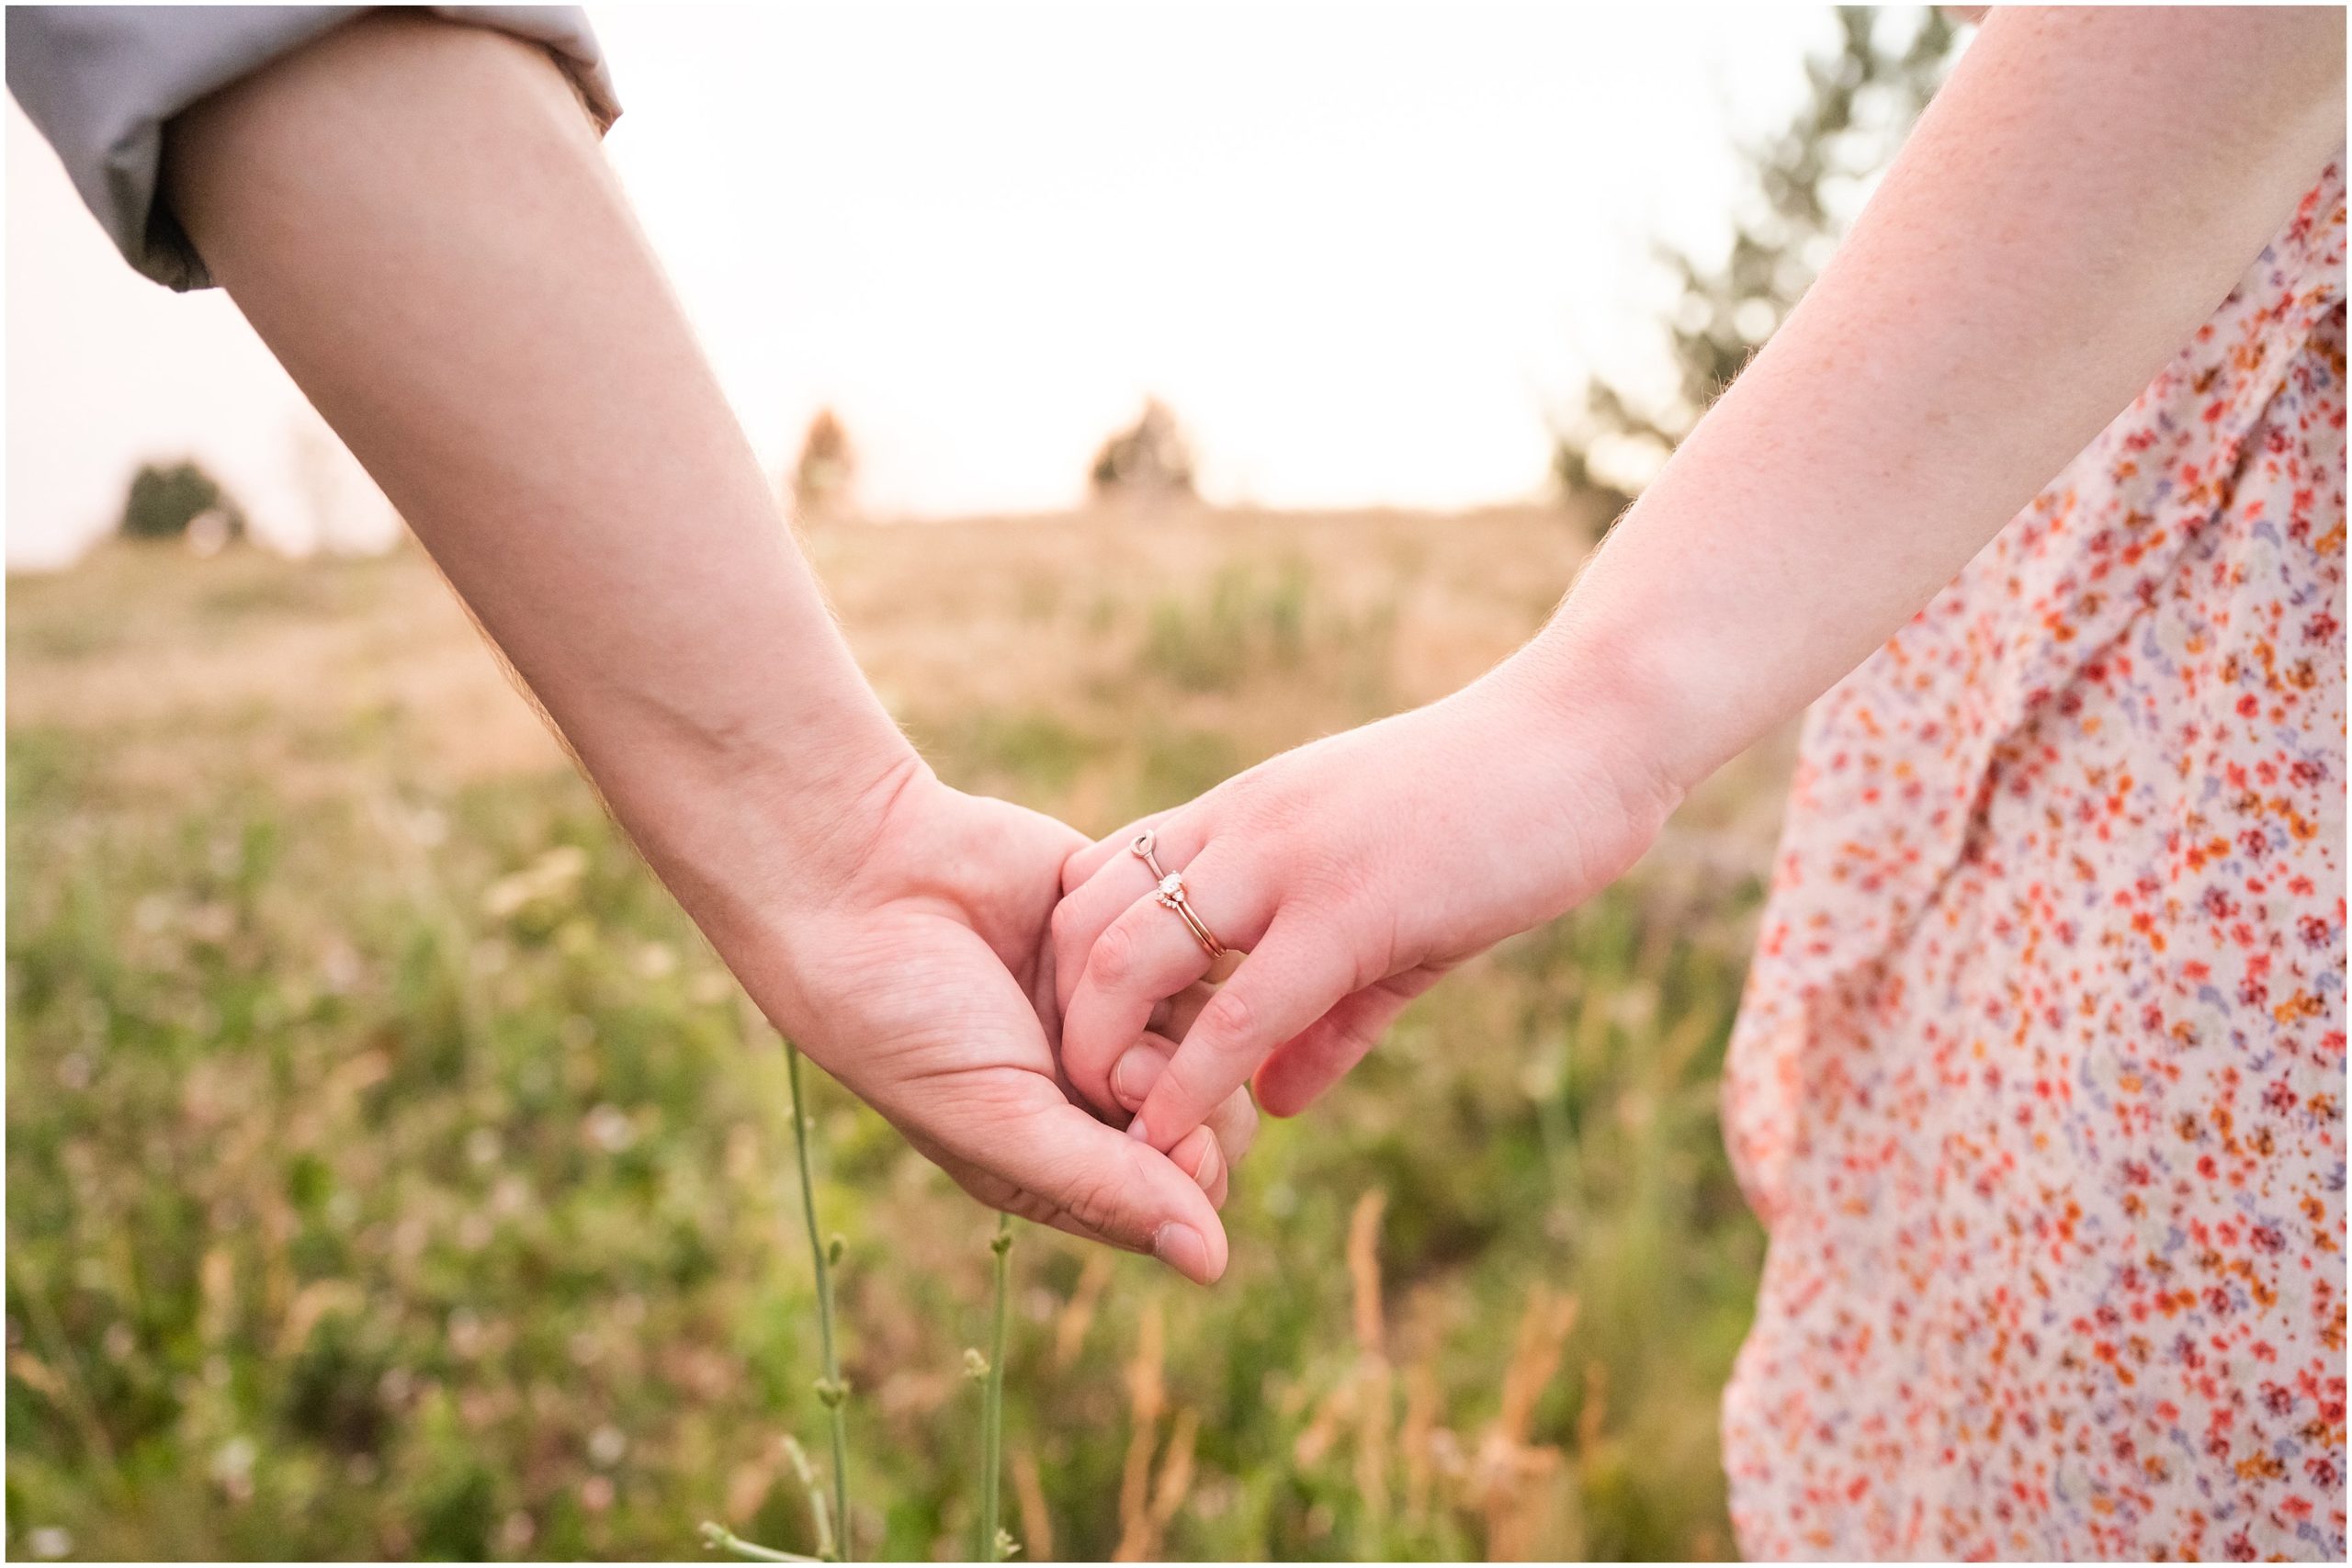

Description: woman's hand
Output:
[1051,660,1682,1153]
[1049,6,2348,1169]
[730,762,1253,1282]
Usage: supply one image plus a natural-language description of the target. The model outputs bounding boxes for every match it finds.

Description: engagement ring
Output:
[1129,829,1227,958]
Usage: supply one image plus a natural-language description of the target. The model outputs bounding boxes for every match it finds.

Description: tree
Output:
[1554,6,1961,512]
[1089,398,1197,503]
[791,408,858,524]
[119,458,246,547]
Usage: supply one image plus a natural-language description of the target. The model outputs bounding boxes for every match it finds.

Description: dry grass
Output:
[7,505,1785,1560]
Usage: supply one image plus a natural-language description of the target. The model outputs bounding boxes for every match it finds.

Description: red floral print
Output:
[1723,162,2348,1560]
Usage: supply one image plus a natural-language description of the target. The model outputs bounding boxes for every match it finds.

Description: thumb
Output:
[989,1095,1231,1284]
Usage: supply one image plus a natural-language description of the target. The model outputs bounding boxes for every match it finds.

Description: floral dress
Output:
[1722,161,2347,1560]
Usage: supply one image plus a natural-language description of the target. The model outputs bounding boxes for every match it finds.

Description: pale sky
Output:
[5,3,1843,568]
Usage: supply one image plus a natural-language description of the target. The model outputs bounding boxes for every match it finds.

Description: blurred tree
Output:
[119,457,246,550]
[791,407,858,524]
[1090,398,1197,504]
[1555,6,1961,513]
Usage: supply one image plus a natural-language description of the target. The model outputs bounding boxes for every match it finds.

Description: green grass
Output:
[1138,561,1312,692]
[7,536,1768,1560]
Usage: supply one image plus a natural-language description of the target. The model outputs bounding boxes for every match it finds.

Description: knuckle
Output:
[1055,1171,1125,1242]
[1295,855,1371,912]
[1090,919,1136,987]
[1197,985,1258,1054]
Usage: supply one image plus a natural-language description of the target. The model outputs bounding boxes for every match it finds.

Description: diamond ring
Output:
[1129,829,1227,958]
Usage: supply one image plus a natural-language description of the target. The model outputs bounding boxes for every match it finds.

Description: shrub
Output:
[1089,400,1196,502]
[119,459,246,548]
[792,410,858,525]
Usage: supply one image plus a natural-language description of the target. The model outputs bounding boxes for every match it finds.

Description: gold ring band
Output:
[1129,829,1227,959]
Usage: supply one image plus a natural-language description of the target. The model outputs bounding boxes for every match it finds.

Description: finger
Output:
[931,1149,1133,1252]
[1252,971,1439,1117]
[1050,817,1204,1017]
[1108,1030,1182,1113]
[1059,809,1174,894]
[895,924,1228,1282]
[1167,1124,1226,1208]
[1008,1189,1201,1251]
[1147,980,1216,1041]
[1114,1044,1254,1216]
[1000,1186,1232,1249]
[983,1096,1230,1284]
[1107,1033,1261,1168]
[1060,845,1272,1114]
[1205,1079,1260,1171]
[1126,919,1357,1154]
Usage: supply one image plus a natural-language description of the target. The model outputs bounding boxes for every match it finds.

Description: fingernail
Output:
[1191,1137,1222,1190]
[1151,1222,1209,1281]
[1111,1047,1163,1111]
[1125,1111,1151,1145]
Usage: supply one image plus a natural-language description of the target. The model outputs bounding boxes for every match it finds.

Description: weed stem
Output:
[786,1042,853,1561]
[783,1434,837,1562]
[979,1213,1014,1560]
[702,1520,824,1562]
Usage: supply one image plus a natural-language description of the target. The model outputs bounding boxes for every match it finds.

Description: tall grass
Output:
[7,531,1769,1561]
[1137,561,1310,691]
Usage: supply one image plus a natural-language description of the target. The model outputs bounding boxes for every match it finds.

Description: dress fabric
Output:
[1723,161,2348,1561]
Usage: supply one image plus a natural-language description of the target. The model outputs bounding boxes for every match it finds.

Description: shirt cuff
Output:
[6,5,622,291]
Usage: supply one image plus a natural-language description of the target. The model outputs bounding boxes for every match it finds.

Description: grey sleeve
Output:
[6,6,622,292]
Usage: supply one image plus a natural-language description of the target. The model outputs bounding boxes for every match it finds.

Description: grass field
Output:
[6,504,1794,1561]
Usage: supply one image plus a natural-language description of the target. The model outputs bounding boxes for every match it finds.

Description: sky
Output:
[4,3,1844,568]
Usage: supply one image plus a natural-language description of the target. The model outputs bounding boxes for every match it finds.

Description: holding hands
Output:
[159,12,1263,1286]
[1051,657,1681,1158]
[739,765,1259,1284]
[162,4,2339,1300]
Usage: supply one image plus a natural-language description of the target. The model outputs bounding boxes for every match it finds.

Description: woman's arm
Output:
[1054,6,2346,1151]
[1540,4,2346,791]
[164,13,1236,1280]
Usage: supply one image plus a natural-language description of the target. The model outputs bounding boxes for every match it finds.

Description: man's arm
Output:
[164,13,910,953]
[163,12,1235,1280]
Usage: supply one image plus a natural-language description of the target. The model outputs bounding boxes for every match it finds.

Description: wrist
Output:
[1500,520,1772,803]
[596,701,928,953]
[1485,611,1696,832]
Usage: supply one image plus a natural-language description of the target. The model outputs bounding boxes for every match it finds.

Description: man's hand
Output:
[745,764,1251,1281]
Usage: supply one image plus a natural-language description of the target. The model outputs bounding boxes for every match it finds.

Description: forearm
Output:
[162,14,916,942]
[1525,6,2345,793]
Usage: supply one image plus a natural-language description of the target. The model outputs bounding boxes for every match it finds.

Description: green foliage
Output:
[1138,561,1312,692]
[1555,6,1960,507]
[7,544,1768,1560]
[119,459,246,543]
